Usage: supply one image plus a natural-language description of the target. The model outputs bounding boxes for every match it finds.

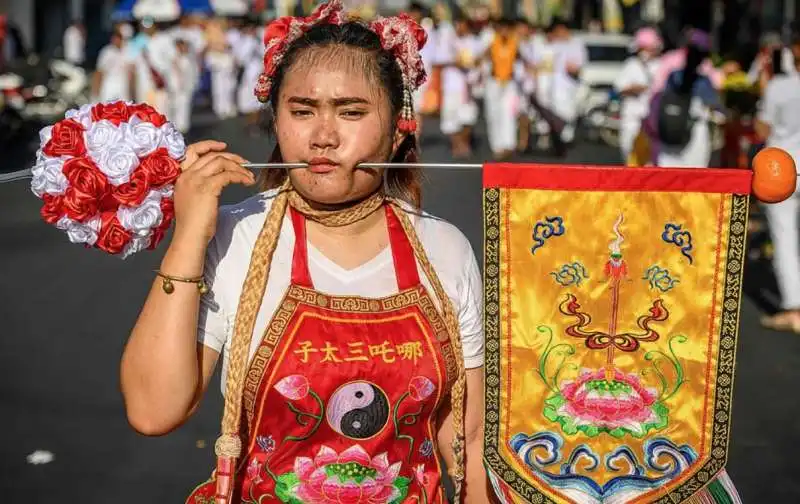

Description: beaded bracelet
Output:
[155,270,209,295]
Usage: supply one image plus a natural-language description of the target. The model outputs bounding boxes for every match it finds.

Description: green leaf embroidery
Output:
[390,476,412,504]
[275,472,302,504]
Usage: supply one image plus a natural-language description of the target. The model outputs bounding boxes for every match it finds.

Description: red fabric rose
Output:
[148,198,174,250]
[397,13,427,49]
[127,103,167,127]
[61,157,110,222]
[96,212,132,254]
[42,119,87,158]
[112,167,151,207]
[91,101,130,126]
[40,194,64,225]
[263,16,293,46]
[139,148,180,187]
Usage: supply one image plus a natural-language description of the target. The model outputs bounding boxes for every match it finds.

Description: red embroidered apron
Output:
[188,205,459,504]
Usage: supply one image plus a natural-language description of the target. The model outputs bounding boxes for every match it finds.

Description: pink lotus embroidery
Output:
[408,376,435,402]
[274,374,310,401]
[544,368,668,438]
[275,445,409,503]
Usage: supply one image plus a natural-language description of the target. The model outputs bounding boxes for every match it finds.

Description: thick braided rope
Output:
[286,190,385,227]
[390,200,468,501]
[217,180,292,457]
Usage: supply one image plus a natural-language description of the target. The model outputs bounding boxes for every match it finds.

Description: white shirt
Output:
[552,37,587,93]
[63,26,85,65]
[96,44,131,102]
[760,73,800,170]
[436,26,479,94]
[199,192,485,392]
[614,56,659,122]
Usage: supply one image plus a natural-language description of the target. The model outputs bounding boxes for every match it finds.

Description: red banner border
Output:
[483,164,753,194]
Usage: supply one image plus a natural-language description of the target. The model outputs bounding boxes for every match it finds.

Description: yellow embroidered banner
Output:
[483,165,751,504]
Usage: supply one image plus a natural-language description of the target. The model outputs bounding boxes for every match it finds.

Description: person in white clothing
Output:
[128,19,177,113]
[530,27,557,148]
[613,27,662,163]
[63,20,86,66]
[92,30,132,103]
[515,19,536,152]
[170,39,200,134]
[236,22,266,134]
[755,38,800,333]
[205,18,238,119]
[436,15,479,158]
[484,18,521,159]
[549,19,587,145]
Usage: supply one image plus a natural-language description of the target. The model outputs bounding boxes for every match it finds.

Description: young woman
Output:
[119,2,489,503]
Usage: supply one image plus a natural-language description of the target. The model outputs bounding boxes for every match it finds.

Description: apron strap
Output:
[289,207,314,289]
[386,205,422,291]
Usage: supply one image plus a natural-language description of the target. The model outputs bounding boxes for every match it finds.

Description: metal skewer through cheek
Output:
[241,162,483,170]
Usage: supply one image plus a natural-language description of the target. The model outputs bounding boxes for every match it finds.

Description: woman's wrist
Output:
[161,231,209,278]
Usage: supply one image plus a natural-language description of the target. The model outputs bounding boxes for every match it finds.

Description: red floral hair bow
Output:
[254,0,428,103]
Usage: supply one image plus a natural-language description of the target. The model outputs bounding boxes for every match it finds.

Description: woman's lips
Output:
[307,164,337,174]
[307,157,338,174]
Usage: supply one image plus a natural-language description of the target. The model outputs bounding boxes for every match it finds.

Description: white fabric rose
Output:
[30,156,68,197]
[85,120,125,164]
[160,123,187,159]
[56,215,101,245]
[117,192,163,233]
[64,104,93,128]
[98,144,140,186]
[125,121,163,157]
[39,125,53,146]
[121,232,152,259]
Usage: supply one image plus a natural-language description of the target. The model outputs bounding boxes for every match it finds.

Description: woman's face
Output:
[275,48,398,206]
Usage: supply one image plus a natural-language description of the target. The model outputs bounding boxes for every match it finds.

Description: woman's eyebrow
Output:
[287,96,372,106]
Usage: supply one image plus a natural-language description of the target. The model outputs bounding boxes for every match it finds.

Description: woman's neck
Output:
[306,204,385,237]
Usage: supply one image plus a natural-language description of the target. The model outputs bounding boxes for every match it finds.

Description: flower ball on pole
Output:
[30,101,186,258]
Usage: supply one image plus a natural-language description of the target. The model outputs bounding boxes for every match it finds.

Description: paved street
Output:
[1,112,798,502]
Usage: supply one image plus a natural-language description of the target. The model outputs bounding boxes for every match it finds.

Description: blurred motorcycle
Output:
[583,88,620,147]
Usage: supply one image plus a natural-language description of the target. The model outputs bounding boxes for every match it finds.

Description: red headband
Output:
[254,0,428,105]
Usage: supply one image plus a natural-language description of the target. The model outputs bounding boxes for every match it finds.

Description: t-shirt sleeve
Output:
[197,221,231,353]
[457,241,484,369]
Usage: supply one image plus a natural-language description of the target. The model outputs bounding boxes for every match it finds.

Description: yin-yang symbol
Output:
[326,381,389,440]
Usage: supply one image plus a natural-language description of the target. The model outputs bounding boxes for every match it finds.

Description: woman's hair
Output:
[257,22,422,207]
[678,44,708,95]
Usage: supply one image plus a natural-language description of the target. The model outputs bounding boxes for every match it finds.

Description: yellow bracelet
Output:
[155,270,209,295]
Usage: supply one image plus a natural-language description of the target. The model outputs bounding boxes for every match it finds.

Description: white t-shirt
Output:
[614,56,659,122]
[96,44,131,102]
[759,73,800,170]
[198,191,485,392]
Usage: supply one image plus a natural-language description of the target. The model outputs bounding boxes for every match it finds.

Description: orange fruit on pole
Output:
[751,147,797,203]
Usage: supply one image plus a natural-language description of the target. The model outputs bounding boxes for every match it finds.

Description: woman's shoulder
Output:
[213,189,282,253]
[395,203,476,261]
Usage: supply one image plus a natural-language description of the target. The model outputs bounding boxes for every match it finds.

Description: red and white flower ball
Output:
[30,101,186,258]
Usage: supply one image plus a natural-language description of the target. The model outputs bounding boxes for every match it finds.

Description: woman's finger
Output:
[181,140,228,170]
[207,169,257,195]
